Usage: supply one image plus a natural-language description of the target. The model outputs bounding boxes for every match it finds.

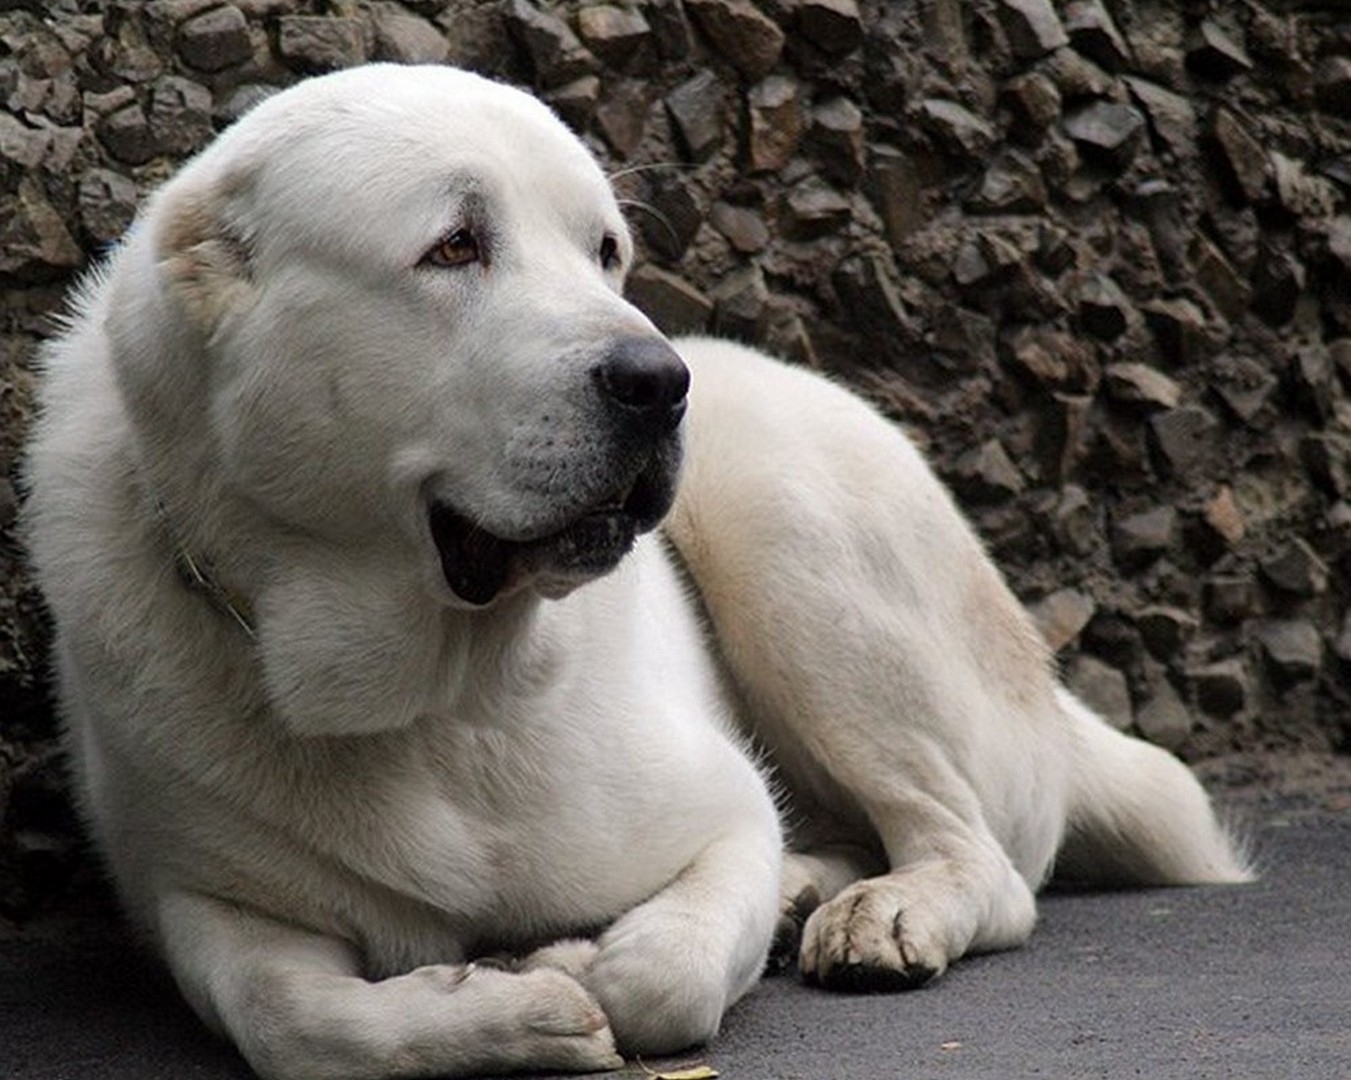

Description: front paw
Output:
[582,917,727,1056]
[799,879,946,992]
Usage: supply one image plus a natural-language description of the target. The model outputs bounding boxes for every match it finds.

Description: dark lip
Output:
[428,461,674,606]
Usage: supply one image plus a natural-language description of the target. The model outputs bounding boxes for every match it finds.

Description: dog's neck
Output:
[153,497,258,640]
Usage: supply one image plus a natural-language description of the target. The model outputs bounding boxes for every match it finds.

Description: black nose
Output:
[592,337,690,433]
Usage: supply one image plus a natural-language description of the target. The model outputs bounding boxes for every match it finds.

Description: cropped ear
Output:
[154,171,255,331]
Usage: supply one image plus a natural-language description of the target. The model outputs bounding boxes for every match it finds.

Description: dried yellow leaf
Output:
[654,1068,719,1080]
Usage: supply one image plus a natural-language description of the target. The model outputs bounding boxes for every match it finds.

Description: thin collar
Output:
[154,499,257,640]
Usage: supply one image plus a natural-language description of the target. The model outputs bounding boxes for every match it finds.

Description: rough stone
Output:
[147,75,213,157]
[1255,620,1322,685]
[969,149,1047,214]
[1110,505,1176,568]
[686,0,785,80]
[868,147,924,246]
[918,98,995,160]
[709,201,769,253]
[1201,485,1246,551]
[1186,19,1253,81]
[625,265,713,335]
[1210,108,1268,205]
[1135,605,1197,661]
[1188,657,1250,718]
[951,439,1025,503]
[1204,575,1260,624]
[0,177,83,276]
[577,5,654,71]
[504,0,596,88]
[809,97,865,187]
[638,178,701,262]
[1103,362,1181,410]
[796,0,864,56]
[1002,71,1061,134]
[1051,483,1097,555]
[1259,539,1328,598]
[1134,673,1191,750]
[1077,273,1133,341]
[370,5,448,65]
[712,264,770,342]
[1314,56,1351,116]
[77,168,140,244]
[594,79,651,157]
[97,101,157,165]
[747,74,803,172]
[1141,297,1208,367]
[995,0,1067,60]
[665,69,724,162]
[1270,152,1339,219]
[544,75,600,131]
[1062,101,1146,170]
[1029,588,1096,652]
[175,4,252,72]
[1123,77,1196,160]
[1064,0,1130,72]
[779,176,850,240]
[276,15,364,72]
[1302,433,1351,499]
[1065,654,1133,730]
[1147,405,1220,479]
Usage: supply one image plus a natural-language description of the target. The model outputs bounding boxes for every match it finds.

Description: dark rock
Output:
[544,75,601,131]
[1255,619,1322,685]
[1147,405,1220,479]
[647,0,694,60]
[1044,47,1115,100]
[1190,235,1250,322]
[950,439,1025,503]
[1062,101,1146,169]
[1286,345,1334,426]
[176,4,251,72]
[1210,108,1268,205]
[995,0,1067,60]
[577,5,654,71]
[1135,604,1197,661]
[1270,152,1339,218]
[746,74,803,172]
[1002,71,1062,134]
[1211,356,1278,425]
[1141,297,1208,367]
[712,264,770,342]
[1259,539,1328,598]
[1186,19,1253,81]
[1251,247,1305,328]
[709,201,769,253]
[504,0,597,87]
[1004,325,1096,391]
[809,97,865,187]
[1051,482,1097,555]
[1103,362,1181,410]
[1065,655,1133,730]
[686,0,785,80]
[1302,433,1351,499]
[1133,180,1189,285]
[1077,273,1133,341]
[1064,0,1130,72]
[1314,56,1351,116]
[214,83,276,127]
[917,98,995,160]
[796,0,864,56]
[779,176,850,239]
[1083,610,1145,670]
[969,149,1047,213]
[148,75,213,156]
[665,69,725,162]
[1029,588,1096,652]
[625,265,713,334]
[1204,574,1260,624]
[638,178,701,262]
[867,147,924,246]
[1135,673,1192,750]
[831,253,917,350]
[97,101,157,165]
[1123,76,1196,160]
[370,5,448,65]
[595,79,652,157]
[77,168,139,244]
[1188,657,1250,718]
[276,15,364,72]
[0,177,83,276]
[1111,505,1176,568]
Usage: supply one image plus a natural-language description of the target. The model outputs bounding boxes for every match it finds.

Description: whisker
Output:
[605,160,693,183]
[616,198,680,250]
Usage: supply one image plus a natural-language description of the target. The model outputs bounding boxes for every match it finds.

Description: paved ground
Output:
[2,792,1348,1080]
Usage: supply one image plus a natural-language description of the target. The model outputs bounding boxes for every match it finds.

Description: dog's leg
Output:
[156,891,623,1080]
[1054,689,1253,885]
[568,824,780,1056]
[771,844,880,968]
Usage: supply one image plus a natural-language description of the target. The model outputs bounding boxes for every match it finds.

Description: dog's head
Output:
[116,64,686,609]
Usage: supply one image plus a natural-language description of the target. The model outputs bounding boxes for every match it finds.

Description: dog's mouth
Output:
[428,462,675,606]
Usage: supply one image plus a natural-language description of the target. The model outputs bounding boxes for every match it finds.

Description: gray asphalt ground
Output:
[2,796,1348,1080]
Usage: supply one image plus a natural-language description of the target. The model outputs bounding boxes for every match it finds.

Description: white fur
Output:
[24,64,1247,1080]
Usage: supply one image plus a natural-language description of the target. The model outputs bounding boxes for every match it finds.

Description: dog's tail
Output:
[1052,688,1254,887]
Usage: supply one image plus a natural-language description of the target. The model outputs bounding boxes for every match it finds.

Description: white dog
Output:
[25,64,1248,1080]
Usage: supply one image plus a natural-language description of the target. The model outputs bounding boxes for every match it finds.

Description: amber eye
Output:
[423,229,480,268]
[599,233,621,271]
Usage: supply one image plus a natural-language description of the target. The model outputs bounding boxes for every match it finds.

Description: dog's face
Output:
[138,65,686,607]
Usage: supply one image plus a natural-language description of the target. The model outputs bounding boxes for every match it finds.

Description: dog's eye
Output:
[598,234,621,271]
[423,229,480,269]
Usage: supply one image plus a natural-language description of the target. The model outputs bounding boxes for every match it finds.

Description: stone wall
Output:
[1,0,1348,917]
